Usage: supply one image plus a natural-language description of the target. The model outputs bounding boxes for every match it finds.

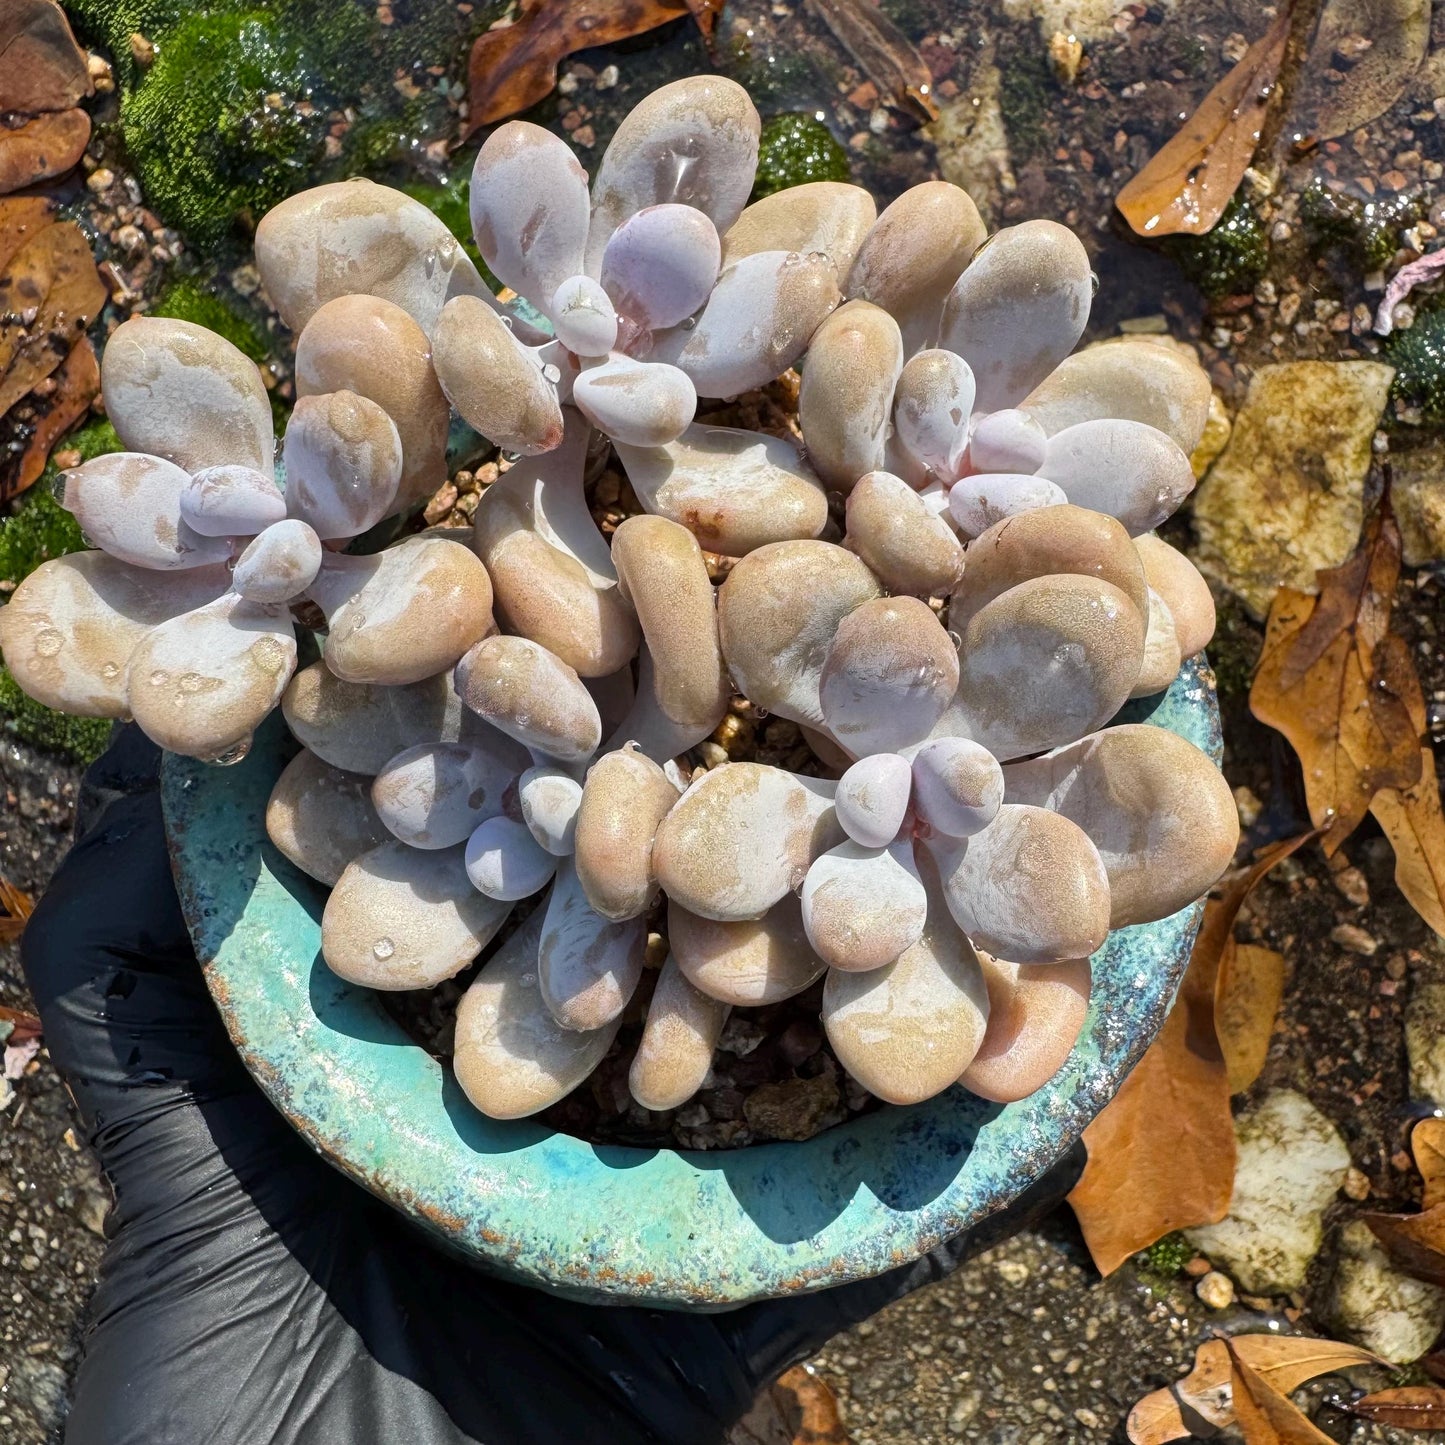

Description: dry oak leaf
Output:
[1363,1204,1445,1289]
[1250,506,1421,855]
[806,0,939,123]
[1414,1117,1445,1211]
[1215,941,1286,1095]
[1366,615,1445,936]
[1349,1386,1445,1430]
[0,107,90,195]
[0,218,106,420]
[1225,1337,1337,1445]
[1129,1333,1383,1444]
[0,0,93,116]
[4,332,98,502]
[728,1364,849,1445]
[0,194,55,271]
[1116,5,1291,237]
[466,0,701,135]
[0,876,35,944]
[1070,831,1315,1276]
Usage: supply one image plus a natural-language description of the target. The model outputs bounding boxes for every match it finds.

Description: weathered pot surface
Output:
[162,656,1221,1308]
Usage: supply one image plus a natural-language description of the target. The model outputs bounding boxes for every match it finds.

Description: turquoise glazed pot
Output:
[162,657,1222,1309]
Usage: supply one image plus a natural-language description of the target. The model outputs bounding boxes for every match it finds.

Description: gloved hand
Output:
[23,726,1084,1445]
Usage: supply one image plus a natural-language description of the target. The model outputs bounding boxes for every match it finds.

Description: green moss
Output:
[0,414,123,587]
[1384,301,1445,425]
[1167,195,1268,300]
[0,667,112,763]
[1138,1232,1193,1282]
[998,44,1056,161]
[753,113,850,200]
[1207,593,1263,703]
[153,277,271,361]
[402,170,482,270]
[1301,179,1424,272]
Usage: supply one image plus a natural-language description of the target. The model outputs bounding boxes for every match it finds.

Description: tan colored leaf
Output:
[1367,623,1445,935]
[1128,1339,1233,1444]
[1215,941,1286,1094]
[1128,1334,1382,1443]
[1251,508,1421,854]
[0,107,90,195]
[0,876,35,944]
[465,0,696,134]
[0,219,106,420]
[0,0,93,115]
[1292,0,1429,143]
[3,333,98,502]
[771,1364,849,1445]
[682,0,722,43]
[0,196,55,276]
[1116,7,1291,237]
[1070,832,1316,1275]
[1224,1338,1336,1445]
[1414,1118,1445,1210]
[1348,1386,1445,1430]
[1363,1204,1445,1288]
[1231,1334,1382,1392]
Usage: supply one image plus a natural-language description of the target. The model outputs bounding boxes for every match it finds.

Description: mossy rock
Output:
[753,113,850,200]
[68,0,485,246]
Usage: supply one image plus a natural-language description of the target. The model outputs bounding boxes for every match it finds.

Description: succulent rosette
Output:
[0,75,1240,1132]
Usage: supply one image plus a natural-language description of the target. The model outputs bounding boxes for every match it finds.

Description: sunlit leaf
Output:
[1348,1386,1445,1431]
[1224,1338,1336,1445]
[1414,1119,1445,1211]
[0,219,106,422]
[1250,507,1420,855]
[0,194,54,272]
[1128,1334,1382,1444]
[0,107,90,195]
[465,0,698,135]
[1216,941,1285,1095]
[1116,7,1290,238]
[0,0,93,116]
[0,876,35,944]
[4,334,98,501]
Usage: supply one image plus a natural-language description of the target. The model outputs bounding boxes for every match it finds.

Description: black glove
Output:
[23,726,1084,1445]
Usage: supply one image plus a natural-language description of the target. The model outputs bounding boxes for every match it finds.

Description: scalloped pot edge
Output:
[161,656,1221,1308]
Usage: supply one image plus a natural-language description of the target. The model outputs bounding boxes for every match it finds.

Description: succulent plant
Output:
[0,76,1240,1134]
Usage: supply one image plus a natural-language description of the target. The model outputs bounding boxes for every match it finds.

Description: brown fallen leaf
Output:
[0,0,93,116]
[1215,941,1286,1095]
[806,0,939,123]
[1129,1334,1383,1445]
[1363,1204,1445,1289]
[1071,830,1317,1275]
[1367,613,1445,935]
[465,0,698,136]
[0,876,35,944]
[0,194,55,272]
[0,218,106,420]
[1292,0,1430,144]
[1414,1118,1445,1211]
[1348,1386,1445,1431]
[729,1365,849,1445]
[1250,506,1421,855]
[1224,1337,1336,1445]
[0,106,90,195]
[681,0,722,44]
[1117,5,1291,237]
[0,1003,42,1044]
[4,333,98,501]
